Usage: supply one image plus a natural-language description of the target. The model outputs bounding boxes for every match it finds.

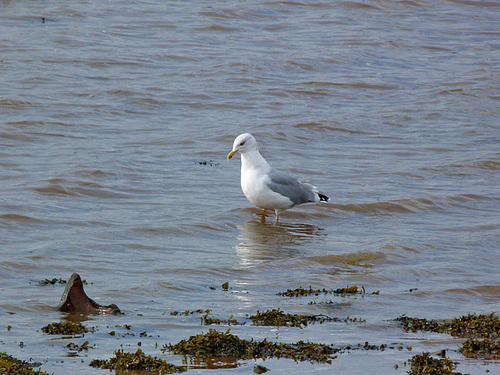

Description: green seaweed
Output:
[89,349,186,374]
[165,328,339,364]
[407,352,459,375]
[0,352,51,375]
[41,322,90,335]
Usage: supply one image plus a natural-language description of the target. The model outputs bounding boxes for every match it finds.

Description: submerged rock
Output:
[57,273,120,315]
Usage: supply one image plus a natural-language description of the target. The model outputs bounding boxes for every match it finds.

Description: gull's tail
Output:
[318,193,329,202]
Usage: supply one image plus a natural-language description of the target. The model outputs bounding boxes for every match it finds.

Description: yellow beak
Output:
[227,150,237,160]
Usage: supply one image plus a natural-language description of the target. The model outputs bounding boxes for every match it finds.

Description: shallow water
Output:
[1,0,499,374]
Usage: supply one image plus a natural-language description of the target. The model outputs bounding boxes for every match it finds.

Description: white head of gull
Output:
[227,133,329,222]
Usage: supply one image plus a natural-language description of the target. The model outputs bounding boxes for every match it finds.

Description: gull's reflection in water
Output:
[235,219,324,267]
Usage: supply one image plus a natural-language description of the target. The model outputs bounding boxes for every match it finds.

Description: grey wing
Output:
[267,168,317,205]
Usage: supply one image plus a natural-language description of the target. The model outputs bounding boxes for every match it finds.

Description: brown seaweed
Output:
[89,348,186,373]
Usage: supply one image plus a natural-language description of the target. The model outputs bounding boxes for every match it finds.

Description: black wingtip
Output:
[318,193,329,202]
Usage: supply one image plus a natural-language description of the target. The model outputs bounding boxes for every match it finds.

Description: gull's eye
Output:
[239,141,245,146]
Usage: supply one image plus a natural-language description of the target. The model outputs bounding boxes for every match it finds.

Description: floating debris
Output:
[89,349,186,373]
[249,308,334,328]
[0,352,51,375]
[41,322,90,335]
[407,352,459,375]
[221,281,229,291]
[197,160,219,167]
[165,328,339,364]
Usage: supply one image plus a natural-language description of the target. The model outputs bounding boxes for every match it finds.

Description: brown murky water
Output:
[1,1,499,374]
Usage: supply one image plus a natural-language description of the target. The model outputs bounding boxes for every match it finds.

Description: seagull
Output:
[227,133,329,222]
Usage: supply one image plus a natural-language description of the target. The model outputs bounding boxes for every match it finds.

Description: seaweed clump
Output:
[165,328,338,364]
[396,316,446,334]
[278,285,365,297]
[67,341,94,353]
[459,338,500,360]
[448,313,499,339]
[397,313,500,360]
[169,309,211,316]
[89,349,186,374]
[249,308,332,328]
[39,278,66,285]
[41,321,90,335]
[0,352,51,375]
[396,313,499,338]
[407,352,460,375]
[202,312,241,326]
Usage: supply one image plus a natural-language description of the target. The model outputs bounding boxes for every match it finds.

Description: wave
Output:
[30,179,129,199]
[0,214,46,225]
[320,194,498,215]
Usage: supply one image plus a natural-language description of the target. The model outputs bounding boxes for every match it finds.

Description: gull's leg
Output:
[260,209,267,223]
[274,210,279,223]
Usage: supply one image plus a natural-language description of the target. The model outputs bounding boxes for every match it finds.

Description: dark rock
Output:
[57,273,120,315]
